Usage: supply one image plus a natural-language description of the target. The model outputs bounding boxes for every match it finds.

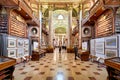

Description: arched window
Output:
[58,14,64,20]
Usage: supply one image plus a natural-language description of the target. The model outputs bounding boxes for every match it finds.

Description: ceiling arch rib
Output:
[43,8,78,17]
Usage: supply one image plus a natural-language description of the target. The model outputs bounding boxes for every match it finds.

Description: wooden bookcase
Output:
[0,14,8,34]
[115,7,120,33]
[0,10,27,38]
[95,10,113,37]
[9,11,27,38]
[104,0,120,6]
[82,1,120,38]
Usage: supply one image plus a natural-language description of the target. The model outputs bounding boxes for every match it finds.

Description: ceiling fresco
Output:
[52,10,68,34]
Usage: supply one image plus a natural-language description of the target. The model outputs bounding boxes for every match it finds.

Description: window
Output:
[58,14,64,20]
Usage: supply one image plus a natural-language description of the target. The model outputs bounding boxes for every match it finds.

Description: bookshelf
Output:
[115,7,120,33]
[95,10,113,37]
[9,11,27,38]
[0,14,8,34]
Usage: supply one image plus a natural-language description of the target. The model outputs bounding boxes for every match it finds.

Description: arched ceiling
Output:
[52,10,68,28]
[39,0,82,17]
[52,10,68,34]
[44,8,78,17]
[35,0,82,34]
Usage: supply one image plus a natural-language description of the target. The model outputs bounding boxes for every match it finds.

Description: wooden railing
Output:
[82,13,90,26]
[19,0,33,18]
[0,0,19,6]
[82,0,105,25]
[89,0,103,17]
[12,0,19,5]
[23,0,33,14]
[32,16,40,26]
[19,0,40,26]
[103,0,120,6]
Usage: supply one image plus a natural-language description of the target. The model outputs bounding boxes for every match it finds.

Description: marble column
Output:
[79,9,82,48]
[67,6,72,48]
[39,7,42,48]
[48,6,54,47]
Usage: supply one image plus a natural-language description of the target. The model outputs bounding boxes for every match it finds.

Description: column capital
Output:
[39,5,42,11]
[79,3,82,10]
[48,5,54,11]
[67,4,73,10]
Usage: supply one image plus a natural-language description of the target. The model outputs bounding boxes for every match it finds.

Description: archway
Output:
[52,10,68,48]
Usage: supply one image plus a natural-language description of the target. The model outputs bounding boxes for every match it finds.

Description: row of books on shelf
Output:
[96,10,113,37]
[10,16,26,37]
[0,30,8,33]
[0,14,8,34]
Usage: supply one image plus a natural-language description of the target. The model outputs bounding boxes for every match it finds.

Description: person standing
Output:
[59,46,61,53]
[74,45,78,60]
[59,40,62,53]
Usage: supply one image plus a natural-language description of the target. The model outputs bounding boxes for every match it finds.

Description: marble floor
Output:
[13,48,108,80]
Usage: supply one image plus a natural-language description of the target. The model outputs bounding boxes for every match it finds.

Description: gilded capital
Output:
[48,5,54,11]
[68,5,73,10]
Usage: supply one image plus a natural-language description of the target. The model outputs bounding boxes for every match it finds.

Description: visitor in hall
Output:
[59,46,61,53]
[59,40,62,53]
[74,44,78,60]
[62,41,66,51]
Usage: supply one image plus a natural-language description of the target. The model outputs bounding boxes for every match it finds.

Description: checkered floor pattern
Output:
[13,48,108,80]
